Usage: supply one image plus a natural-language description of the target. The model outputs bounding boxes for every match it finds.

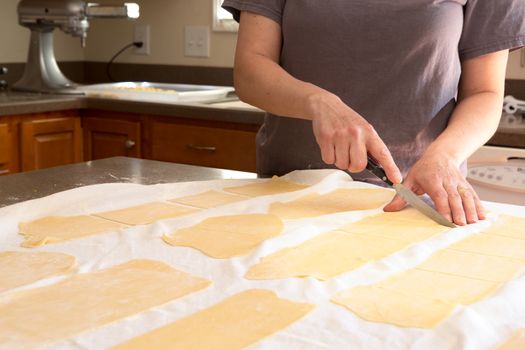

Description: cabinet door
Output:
[83,117,141,160]
[21,115,82,171]
[0,121,18,175]
[150,119,257,172]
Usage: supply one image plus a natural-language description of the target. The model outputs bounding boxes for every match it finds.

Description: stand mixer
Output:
[13,0,139,94]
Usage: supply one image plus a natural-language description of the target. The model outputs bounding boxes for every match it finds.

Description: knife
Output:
[365,156,456,228]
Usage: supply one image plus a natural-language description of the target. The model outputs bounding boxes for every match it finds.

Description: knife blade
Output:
[365,156,456,228]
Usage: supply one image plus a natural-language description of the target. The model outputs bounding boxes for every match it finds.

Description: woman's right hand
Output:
[308,92,403,184]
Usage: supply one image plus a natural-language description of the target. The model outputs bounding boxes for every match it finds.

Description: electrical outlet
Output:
[184,26,210,58]
[133,24,150,55]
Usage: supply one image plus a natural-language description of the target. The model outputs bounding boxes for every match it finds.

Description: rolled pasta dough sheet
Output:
[246,231,407,281]
[111,289,314,350]
[332,286,456,328]
[169,190,247,208]
[0,259,211,350]
[269,188,394,219]
[223,176,309,197]
[417,249,524,282]
[93,201,198,225]
[332,215,525,328]
[247,209,447,281]
[19,215,127,248]
[0,251,76,293]
[497,329,525,350]
[163,214,284,258]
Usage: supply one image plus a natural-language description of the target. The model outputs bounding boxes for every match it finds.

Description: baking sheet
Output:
[1,169,524,350]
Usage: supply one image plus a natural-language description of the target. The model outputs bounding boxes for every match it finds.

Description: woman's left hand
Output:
[383,150,485,226]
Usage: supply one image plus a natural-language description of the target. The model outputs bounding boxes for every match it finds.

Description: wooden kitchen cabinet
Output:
[148,117,258,172]
[20,111,82,171]
[0,118,19,175]
[83,113,141,160]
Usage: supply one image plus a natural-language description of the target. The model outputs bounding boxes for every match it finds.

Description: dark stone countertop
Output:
[0,91,265,125]
[0,157,257,208]
[1,91,523,148]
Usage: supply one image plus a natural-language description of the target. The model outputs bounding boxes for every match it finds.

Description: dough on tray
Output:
[0,251,76,293]
[269,188,394,219]
[169,190,246,209]
[111,289,314,350]
[417,249,524,282]
[496,328,525,350]
[93,201,198,225]
[332,216,525,328]
[163,214,284,258]
[19,215,127,248]
[246,230,407,280]
[0,259,211,349]
[332,285,456,328]
[223,176,309,197]
[247,209,448,281]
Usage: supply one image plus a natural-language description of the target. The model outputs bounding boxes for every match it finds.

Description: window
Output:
[213,0,239,32]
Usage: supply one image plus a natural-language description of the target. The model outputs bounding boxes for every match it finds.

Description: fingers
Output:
[367,136,403,184]
[348,139,367,173]
[444,183,467,225]
[383,194,407,212]
[457,184,485,223]
[425,182,485,226]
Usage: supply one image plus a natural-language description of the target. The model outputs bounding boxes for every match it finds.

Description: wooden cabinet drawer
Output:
[150,120,257,172]
[83,117,141,160]
[21,114,82,171]
[0,123,10,175]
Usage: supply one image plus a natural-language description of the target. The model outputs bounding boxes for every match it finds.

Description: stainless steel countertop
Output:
[0,157,257,208]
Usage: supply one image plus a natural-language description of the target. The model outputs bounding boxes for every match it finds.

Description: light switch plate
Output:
[133,24,150,55]
[184,26,210,58]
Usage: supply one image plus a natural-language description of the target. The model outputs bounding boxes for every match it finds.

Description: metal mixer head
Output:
[13,0,139,93]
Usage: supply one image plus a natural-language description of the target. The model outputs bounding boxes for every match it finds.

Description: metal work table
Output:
[0,157,257,208]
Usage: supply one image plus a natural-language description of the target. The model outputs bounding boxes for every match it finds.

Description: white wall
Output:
[2,0,525,77]
[506,50,525,80]
[84,0,237,67]
[0,0,85,62]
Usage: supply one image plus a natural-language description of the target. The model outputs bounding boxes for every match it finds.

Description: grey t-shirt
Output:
[223,0,525,180]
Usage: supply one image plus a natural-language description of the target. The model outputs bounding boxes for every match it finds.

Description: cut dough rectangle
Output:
[246,230,407,280]
[497,328,525,350]
[169,190,246,209]
[449,233,525,260]
[332,268,500,329]
[332,285,456,328]
[19,215,127,248]
[0,251,76,293]
[93,202,198,225]
[375,269,500,305]
[163,214,284,258]
[269,188,394,219]
[0,260,211,349]
[111,289,314,350]
[339,208,448,243]
[417,249,524,282]
[484,215,525,241]
[223,176,309,197]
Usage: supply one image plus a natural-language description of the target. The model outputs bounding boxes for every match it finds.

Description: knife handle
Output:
[366,156,393,186]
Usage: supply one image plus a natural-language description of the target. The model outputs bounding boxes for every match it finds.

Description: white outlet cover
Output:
[184,26,210,58]
[133,24,150,55]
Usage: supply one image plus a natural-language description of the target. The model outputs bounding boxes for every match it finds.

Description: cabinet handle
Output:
[125,140,136,149]
[186,144,217,152]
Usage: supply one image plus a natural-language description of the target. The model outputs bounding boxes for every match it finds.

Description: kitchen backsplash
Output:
[0,62,234,87]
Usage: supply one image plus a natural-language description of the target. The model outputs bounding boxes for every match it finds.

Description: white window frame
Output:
[213,0,239,32]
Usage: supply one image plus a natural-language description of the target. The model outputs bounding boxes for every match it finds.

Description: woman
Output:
[222,0,525,226]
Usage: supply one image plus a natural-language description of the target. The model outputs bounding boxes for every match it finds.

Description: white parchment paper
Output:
[0,169,524,350]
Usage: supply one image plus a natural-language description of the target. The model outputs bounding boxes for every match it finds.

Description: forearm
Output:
[234,53,339,121]
[424,92,502,165]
